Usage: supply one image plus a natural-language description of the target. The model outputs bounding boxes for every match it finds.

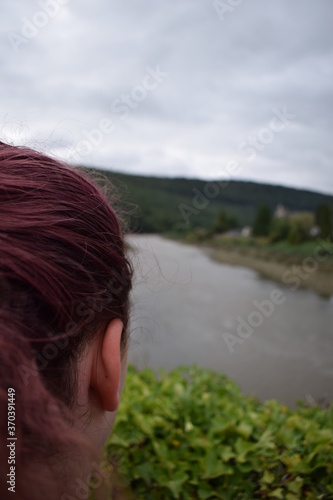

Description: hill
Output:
[82,168,333,234]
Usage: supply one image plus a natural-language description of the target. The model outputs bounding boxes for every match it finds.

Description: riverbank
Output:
[207,245,333,298]
[166,234,333,298]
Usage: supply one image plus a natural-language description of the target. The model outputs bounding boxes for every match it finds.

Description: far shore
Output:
[203,245,333,298]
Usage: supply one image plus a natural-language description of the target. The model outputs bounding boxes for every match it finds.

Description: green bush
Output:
[287,213,314,245]
[269,218,291,243]
[106,366,333,499]
[213,210,239,234]
[316,204,333,239]
[253,205,273,237]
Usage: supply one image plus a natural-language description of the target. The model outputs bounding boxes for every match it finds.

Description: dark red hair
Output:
[0,142,133,499]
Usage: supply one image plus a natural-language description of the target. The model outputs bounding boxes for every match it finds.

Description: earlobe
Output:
[90,318,123,412]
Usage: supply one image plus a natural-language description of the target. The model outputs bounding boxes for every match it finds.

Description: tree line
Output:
[83,168,333,237]
[253,203,332,243]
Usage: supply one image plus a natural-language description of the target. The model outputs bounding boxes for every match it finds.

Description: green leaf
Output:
[261,470,275,485]
[134,462,154,485]
[220,446,236,462]
[236,422,253,439]
[234,438,256,462]
[161,471,189,499]
[286,495,299,500]
[198,483,214,499]
[287,477,303,495]
[202,449,234,479]
[269,488,284,499]
[152,440,170,462]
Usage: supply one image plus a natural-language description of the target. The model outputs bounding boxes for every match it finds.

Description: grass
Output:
[170,232,333,268]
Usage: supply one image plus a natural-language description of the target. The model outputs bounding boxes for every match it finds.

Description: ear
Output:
[90,318,124,412]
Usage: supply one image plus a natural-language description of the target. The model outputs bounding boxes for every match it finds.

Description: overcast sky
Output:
[1,0,333,194]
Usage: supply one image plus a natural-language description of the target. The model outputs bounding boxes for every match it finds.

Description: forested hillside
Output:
[82,168,333,234]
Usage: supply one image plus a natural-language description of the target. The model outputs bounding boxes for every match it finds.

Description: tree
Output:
[252,204,272,237]
[315,203,332,239]
[287,213,314,245]
[213,209,238,234]
[269,217,291,243]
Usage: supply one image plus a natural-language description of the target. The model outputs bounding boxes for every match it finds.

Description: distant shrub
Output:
[315,203,333,239]
[106,366,333,499]
[253,205,272,237]
[287,213,314,245]
[184,228,211,243]
[213,210,239,234]
[269,218,291,243]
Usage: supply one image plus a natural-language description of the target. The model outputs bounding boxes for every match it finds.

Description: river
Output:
[127,234,333,407]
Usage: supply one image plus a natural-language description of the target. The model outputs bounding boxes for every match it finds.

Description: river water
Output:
[127,234,333,407]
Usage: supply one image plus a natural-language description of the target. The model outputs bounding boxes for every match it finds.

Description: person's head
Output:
[0,141,133,499]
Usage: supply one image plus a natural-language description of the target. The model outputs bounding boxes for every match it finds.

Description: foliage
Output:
[83,167,333,235]
[269,218,291,243]
[269,213,315,245]
[182,228,211,244]
[197,235,333,272]
[213,210,239,234]
[287,213,314,245]
[106,366,333,499]
[316,204,333,239]
[287,223,308,245]
[252,205,273,237]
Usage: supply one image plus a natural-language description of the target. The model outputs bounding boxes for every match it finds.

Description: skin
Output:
[47,319,128,499]
[76,318,128,452]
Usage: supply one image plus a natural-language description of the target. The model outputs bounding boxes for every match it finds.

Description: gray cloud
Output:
[1,0,332,194]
